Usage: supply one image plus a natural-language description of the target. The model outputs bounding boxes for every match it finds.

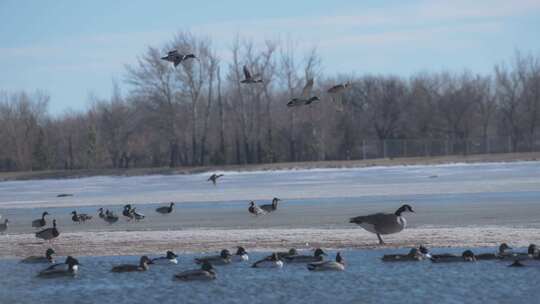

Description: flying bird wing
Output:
[302,78,314,98]
[243,65,252,80]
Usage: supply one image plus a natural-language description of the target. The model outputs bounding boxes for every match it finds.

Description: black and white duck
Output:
[308,252,345,271]
[194,249,232,266]
[37,256,80,278]
[152,251,179,265]
[252,253,284,268]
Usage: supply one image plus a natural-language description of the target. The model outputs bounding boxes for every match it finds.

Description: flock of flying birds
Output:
[2,172,539,280]
[160,49,351,108]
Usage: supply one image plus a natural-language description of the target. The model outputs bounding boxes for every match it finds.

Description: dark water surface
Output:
[1,248,539,304]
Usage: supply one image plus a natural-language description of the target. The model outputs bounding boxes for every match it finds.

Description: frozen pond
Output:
[1,248,539,304]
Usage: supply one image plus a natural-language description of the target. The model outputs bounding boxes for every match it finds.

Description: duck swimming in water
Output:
[284,248,327,263]
[111,256,153,272]
[21,248,56,264]
[382,247,426,262]
[248,201,266,216]
[259,198,281,213]
[308,252,345,271]
[431,250,476,263]
[37,256,80,278]
[156,202,175,215]
[231,247,249,262]
[175,261,216,281]
[152,251,178,265]
[252,253,284,268]
[476,243,514,260]
[276,248,298,260]
[35,219,59,241]
[71,211,92,223]
[32,212,49,229]
[194,249,232,266]
[104,210,119,224]
[350,204,414,245]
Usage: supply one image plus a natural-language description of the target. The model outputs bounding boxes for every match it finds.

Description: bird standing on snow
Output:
[35,219,60,241]
[349,204,414,245]
[207,173,224,185]
[161,50,197,67]
[240,65,263,84]
[287,78,320,107]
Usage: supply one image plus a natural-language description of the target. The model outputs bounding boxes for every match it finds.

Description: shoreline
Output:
[1,152,539,182]
[1,226,539,258]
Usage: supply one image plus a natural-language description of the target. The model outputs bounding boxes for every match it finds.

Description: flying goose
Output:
[56,193,73,197]
[151,251,179,265]
[175,261,216,281]
[111,256,153,272]
[431,250,476,263]
[287,78,320,107]
[21,248,56,264]
[194,249,232,266]
[38,256,80,278]
[207,173,224,185]
[240,65,263,84]
[156,202,175,214]
[248,201,266,216]
[35,219,60,241]
[71,211,92,223]
[161,50,197,67]
[259,198,281,213]
[308,252,345,271]
[349,204,415,245]
[32,211,49,229]
[231,247,249,262]
[0,219,8,234]
[327,82,350,94]
[252,253,284,268]
[284,248,327,263]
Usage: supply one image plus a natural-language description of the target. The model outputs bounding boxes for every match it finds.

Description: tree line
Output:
[1,32,539,172]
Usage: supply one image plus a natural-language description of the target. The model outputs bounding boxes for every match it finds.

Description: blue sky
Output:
[1,0,539,114]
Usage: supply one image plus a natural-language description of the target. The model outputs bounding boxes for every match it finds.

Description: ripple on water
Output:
[1,248,540,304]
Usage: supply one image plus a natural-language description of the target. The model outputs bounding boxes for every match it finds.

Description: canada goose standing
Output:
[175,261,216,281]
[308,252,345,271]
[208,173,224,185]
[21,248,56,264]
[284,248,327,263]
[287,78,320,107]
[156,202,175,214]
[32,211,49,229]
[194,249,232,266]
[252,253,284,268]
[349,204,415,245]
[111,256,153,272]
[37,256,80,278]
[240,65,263,84]
[161,50,197,67]
[248,201,266,216]
[259,198,281,213]
[35,219,60,241]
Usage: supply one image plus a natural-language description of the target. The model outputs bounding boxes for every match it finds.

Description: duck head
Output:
[395,204,414,216]
[528,244,538,256]
[201,261,214,272]
[288,248,297,255]
[499,243,512,253]
[166,251,178,259]
[140,256,153,266]
[270,253,280,261]
[462,250,476,262]
[335,252,345,264]
[314,248,327,257]
[236,247,248,255]
[45,248,55,257]
[220,249,232,259]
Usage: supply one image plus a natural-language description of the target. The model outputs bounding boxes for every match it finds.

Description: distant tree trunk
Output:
[217,68,226,164]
